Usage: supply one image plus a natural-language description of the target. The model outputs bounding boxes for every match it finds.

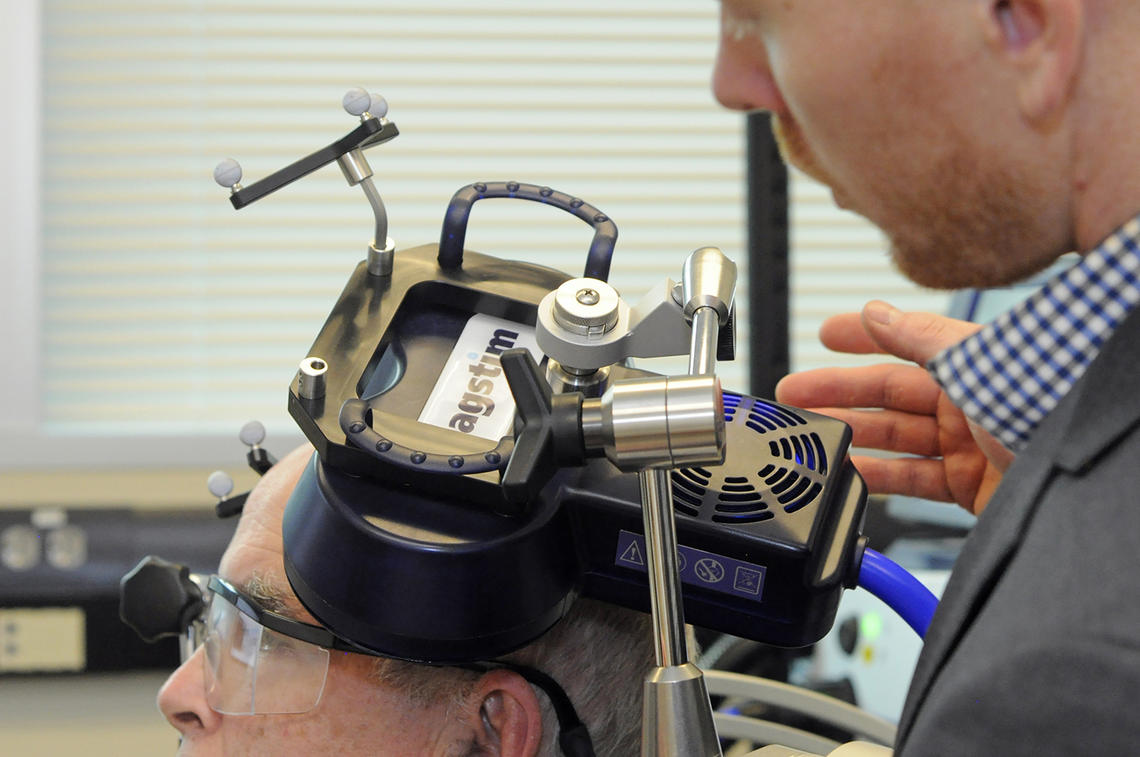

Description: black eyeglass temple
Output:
[461,660,596,757]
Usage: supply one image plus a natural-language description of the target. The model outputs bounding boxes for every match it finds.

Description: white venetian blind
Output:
[32,0,943,466]
[39,0,747,452]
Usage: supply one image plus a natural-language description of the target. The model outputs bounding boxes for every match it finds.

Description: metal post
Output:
[639,468,688,667]
[689,307,721,377]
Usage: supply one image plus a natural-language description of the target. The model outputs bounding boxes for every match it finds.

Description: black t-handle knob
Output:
[499,350,587,511]
[119,555,205,643]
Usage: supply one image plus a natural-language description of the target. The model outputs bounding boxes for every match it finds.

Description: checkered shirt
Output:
[926,214,1140,452]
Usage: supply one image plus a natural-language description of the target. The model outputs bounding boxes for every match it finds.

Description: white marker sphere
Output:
[343,87,372,116]
[207,470,234,498]
[369,93,389,118]
[239,420,266,447]
[213,158,242,188]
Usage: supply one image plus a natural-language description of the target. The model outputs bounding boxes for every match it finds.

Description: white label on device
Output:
[417,314,542,441]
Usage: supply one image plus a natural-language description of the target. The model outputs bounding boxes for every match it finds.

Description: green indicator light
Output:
[860,612,884,642]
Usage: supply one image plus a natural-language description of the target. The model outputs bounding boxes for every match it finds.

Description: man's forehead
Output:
[217,447,319,624]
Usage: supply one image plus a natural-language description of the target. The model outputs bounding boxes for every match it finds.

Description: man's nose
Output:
[157,645,222,739]
[712,11,787,115]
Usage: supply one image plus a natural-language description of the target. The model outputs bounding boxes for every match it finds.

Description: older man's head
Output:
[159,444,655,756]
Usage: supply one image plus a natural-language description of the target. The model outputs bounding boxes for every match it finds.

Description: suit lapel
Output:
[1053,307,1140,474]
[896,306,1140,750]
[894,403,1066,748]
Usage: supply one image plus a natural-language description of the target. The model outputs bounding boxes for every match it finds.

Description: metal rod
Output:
[359,175,389,250]
[688,307,720,376]
[639,467,689,668]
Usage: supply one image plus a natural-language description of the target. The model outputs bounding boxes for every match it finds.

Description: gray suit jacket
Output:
[895,306,1140,755]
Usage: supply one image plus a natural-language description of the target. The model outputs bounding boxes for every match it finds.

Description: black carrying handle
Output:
[339,398,515,477]
[338,351,586,515]
[437,181,617,281]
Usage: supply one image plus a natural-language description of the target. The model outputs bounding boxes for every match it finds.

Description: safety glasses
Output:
[200,575,364,715]
[193,575,595,756]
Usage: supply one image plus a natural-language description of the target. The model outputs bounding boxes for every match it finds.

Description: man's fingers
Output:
[860,300,983,365]
[850,454,954,503]
[966,419,1016,473]
[804,407,942,457]
[776,364,943,415]
[817,306,983,364]
[818,312,885,354]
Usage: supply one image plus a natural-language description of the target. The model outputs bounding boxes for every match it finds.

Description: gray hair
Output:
[371,597,657,756]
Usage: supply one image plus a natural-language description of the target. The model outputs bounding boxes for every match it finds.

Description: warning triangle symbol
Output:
[620,540,645,566]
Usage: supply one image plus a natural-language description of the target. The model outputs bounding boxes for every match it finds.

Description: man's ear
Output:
[470,669,544,757]
[977,0,1085,121]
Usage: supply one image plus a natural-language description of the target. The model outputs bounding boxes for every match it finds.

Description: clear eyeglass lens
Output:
[202,593,330,715]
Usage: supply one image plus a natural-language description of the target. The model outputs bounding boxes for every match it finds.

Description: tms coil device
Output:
[204,89,869,666]
[114,87,943,757]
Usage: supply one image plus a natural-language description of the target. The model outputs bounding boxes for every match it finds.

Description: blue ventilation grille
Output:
[672,395,828,522]
[723,392,742,423]
[670,468,776,524]
[757,464,824,514]
[766,432,829,475]
[713,474,773,524]
[745,399,808,434]
[672,467,709,517]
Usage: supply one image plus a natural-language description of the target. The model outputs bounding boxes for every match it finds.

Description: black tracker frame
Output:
[226,113,869,665]
[228,117,399,209]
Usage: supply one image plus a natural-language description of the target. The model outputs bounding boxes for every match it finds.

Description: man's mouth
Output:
[770,113,831,188]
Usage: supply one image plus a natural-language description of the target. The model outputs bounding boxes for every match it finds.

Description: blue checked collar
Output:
[927,213,1140,452]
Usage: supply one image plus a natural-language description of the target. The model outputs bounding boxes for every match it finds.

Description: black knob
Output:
[837,615,860,656]
[119,556,205,643]
[499,350,587,511]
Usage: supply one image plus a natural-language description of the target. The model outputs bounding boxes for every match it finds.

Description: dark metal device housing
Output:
[281,226,867,663]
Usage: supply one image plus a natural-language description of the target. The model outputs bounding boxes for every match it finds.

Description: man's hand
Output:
[775,301,1014,515]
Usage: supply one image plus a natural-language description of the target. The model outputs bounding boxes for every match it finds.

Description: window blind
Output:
[23,0,944,467]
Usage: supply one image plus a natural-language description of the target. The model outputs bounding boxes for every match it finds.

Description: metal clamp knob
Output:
[552,278,621,337]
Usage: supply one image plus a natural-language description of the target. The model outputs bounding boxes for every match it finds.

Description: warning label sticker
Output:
[614,530,766,603]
